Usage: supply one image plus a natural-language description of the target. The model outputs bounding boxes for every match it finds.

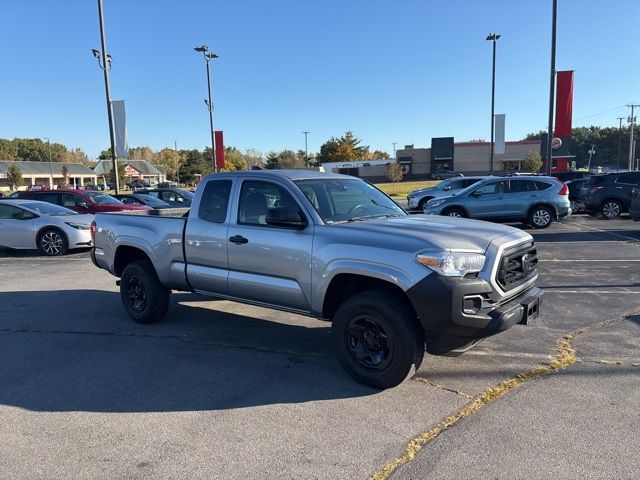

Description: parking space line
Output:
[560,222,640,243]
[542,290,638,294]
[538,259,640,262]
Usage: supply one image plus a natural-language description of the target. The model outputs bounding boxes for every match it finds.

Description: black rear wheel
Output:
[120,260,170,324]
[332,290,424,389]
[601,200,622,219]
[442,207,466,218]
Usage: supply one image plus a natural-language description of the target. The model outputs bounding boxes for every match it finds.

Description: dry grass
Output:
[374,180,440,198]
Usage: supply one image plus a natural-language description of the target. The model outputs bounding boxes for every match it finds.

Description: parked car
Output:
[431,170,463,180]
[112,193,172,209]
[27,184,48,191]
[0,192,5,198]
[18,189,152,214]
[135,188,194,207]
[0,199,93,255]
[406,176,485,211]
[565,178,588,213]
[578,172,640,218]
[629,184,640,221]
[424,175,570,229]
[92,170,542,389]
[128,179,151,190]
[552,171,590,183]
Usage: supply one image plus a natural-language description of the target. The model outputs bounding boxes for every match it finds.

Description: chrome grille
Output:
[496,242,538,291]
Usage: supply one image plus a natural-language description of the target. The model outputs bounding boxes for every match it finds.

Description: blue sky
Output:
[0,0,637,160]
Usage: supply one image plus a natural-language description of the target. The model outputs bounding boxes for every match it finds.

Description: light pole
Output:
[392,142,397,158]
[194,45,219,173]
[174,141,180,184]
[92,0,120,194]
[486,33,500,175]
[302,131,309,164]
[546,0,558,175]
[44,138,54,189]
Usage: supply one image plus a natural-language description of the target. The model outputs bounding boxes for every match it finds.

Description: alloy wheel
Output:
[602,202,620,218]
[41,231,64,255]
[532,209,551,227]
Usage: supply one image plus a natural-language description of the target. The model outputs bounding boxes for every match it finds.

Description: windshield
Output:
[295,178,406,224]
[434,178,457,190]
[85,191,124,205]
[135,194,169,207]
[21,202,79,216]
[175,189,194,200]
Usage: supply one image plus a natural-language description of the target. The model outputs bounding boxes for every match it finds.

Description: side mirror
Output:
[78,201,88,208]
[266,207,307,229]
[443,186,451,191]
[471,191,483,197]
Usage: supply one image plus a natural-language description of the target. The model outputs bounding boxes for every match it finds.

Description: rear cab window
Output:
[198,180,232,223]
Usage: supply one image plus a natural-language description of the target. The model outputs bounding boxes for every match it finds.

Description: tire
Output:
[37,228,68,256]
[119,259,170,324]
[417,198,432,211]
[570,200,580,213]
[528,206,553,229]
[442,207,466,218]
[601,199,622,219]
[332,290,425,389]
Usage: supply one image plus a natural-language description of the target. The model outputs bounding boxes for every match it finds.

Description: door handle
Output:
[229,235,248,245]
[615,187,622,189]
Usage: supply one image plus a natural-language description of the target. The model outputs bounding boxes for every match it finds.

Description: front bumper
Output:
[406,274,542,355]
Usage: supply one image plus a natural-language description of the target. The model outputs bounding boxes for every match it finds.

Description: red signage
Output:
[554,71,574,138]
[215,131,225,170]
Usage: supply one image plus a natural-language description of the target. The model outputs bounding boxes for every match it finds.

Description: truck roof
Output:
[203,169,350,182]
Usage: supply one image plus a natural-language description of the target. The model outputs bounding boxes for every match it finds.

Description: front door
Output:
[506,179,540,218]
[0,204,37,248]
[614,173,640,207]
[467,180,509,219]
[227,179,313,312]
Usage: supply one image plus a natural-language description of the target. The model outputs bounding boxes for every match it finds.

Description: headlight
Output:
[427,198,446,208]
[65,222,90,230]
[416,252,486,277]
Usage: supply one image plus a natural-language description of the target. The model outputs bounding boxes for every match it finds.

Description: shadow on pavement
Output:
[0,290,374,413]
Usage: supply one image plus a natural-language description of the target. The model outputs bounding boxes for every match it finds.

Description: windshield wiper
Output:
[346,213,402,222]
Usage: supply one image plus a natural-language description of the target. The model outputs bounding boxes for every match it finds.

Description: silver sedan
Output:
[0,200,93,256]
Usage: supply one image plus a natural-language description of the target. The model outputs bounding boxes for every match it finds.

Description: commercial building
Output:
[320,139,542,182]
[93,159,167,185]
[0,161,98,192]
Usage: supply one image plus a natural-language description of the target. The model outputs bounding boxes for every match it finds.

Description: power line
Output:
[574,105,626,122]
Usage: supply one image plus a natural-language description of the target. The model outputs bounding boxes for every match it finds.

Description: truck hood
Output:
[336,214,531,252]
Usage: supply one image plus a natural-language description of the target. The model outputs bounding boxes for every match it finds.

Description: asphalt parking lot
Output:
[1,214,639,479]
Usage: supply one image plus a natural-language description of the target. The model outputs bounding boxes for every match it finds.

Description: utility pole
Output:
[617,117,624,172]
[174,141,180,185]
[302,131,309,165]
[627,104,639,171]
[587,144,596,172]
[392,142,397,158]
[546,0,558,175]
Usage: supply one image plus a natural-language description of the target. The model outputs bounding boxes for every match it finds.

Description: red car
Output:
[18,189,151,214]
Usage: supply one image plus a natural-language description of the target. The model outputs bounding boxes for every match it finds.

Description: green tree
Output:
[370,150,390,160]
[264,150,305,169]
[243,149,264,169]
[0,139,17,160]
[317,131,369,164]
[7,164,24,189]
[522,151,543,173]
[107,164,128,190]
[64,148,92,166]
[179,149,209,184]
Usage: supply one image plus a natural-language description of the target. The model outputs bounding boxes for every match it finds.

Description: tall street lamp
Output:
[194,45,219,173]
[92,0,120,193]
[43,138,54,189]
[617,117,624,172]
[486,33,500,175]
[546,0,558,175]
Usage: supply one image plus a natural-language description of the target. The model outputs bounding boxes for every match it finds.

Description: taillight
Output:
[558,183,569,195]
[590,186,603,195]
[90,221,96,243]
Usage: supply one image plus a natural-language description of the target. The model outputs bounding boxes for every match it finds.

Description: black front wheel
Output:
[119,260,170,324]
[528,206,553,229]
[37,228,68,256]
[332,290,424,389]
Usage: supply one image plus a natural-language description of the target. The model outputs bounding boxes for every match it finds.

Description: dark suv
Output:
[579,172,640,218]
[18,189,151,214]
[552,171,590,182]
[135,188,194,207]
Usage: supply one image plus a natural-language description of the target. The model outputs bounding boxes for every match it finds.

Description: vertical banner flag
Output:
[112,100,129,158]
[214,131,225,170]
[554,71,574,138]
[494,114,506,155]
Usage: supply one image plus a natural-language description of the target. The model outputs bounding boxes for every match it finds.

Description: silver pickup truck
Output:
[91,170,542,389]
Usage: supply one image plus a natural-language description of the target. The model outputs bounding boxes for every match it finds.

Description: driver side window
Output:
[238,180,302,226]
[0,204,23,219]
